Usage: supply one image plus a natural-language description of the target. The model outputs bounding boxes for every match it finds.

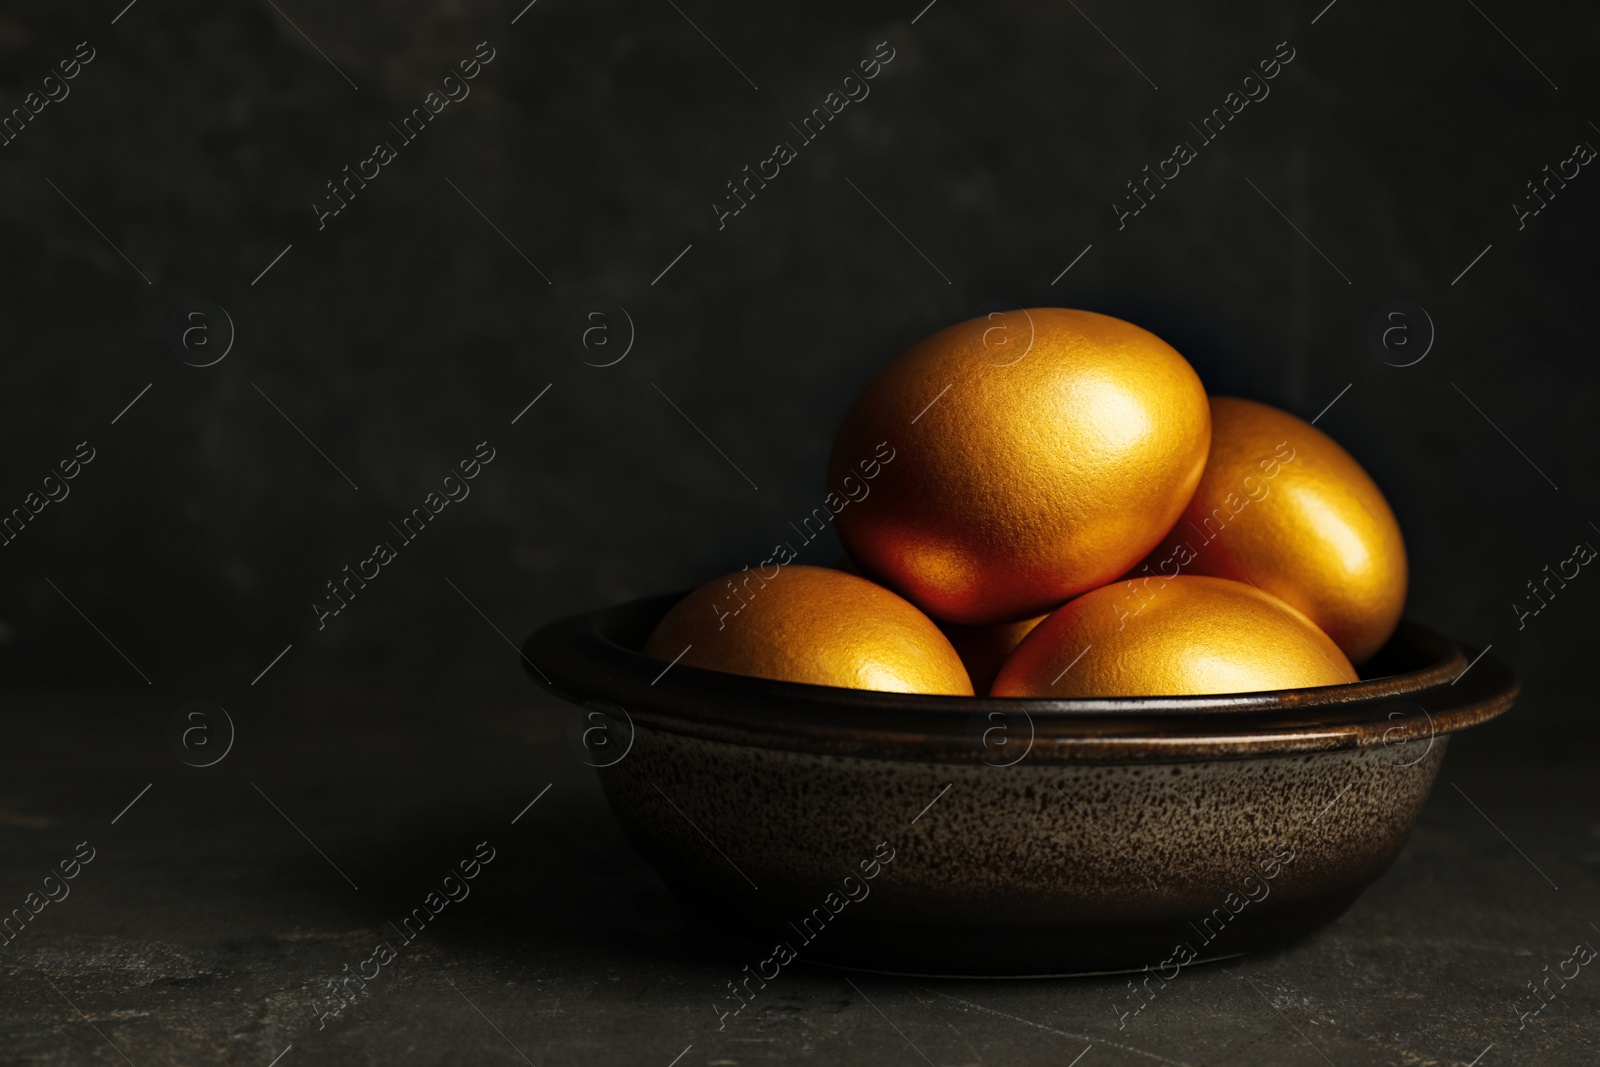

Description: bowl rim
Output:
[522,593,1518,763]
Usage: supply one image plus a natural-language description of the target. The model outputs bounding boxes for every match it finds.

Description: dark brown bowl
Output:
[523,594,1517,977]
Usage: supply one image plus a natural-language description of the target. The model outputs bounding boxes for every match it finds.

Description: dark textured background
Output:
[3,0,1596,720]
[5,3,1600,1064]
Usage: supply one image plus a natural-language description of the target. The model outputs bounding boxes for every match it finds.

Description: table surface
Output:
[1,685,1595,1067]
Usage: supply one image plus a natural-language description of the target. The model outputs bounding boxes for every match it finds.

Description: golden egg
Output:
[940,615,1046,694]
[829,308,1211,625]
[643,564,973,695]
[1134,396,1407,664]
[992,575,1357,698]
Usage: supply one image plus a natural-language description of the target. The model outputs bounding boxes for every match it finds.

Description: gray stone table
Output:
[1,685,1595,1066]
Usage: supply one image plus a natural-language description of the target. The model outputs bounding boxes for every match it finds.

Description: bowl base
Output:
[755,950,1250,981]
[692,887,1364,979]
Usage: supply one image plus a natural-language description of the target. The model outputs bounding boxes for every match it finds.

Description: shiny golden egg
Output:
[940,615,1046,694]
[991,575,1356,697]
[829,308,1211,625]
[643,564,973,695]
[1134,396,1407,664]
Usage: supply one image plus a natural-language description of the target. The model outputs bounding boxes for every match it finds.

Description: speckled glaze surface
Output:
[524,594,1518,976]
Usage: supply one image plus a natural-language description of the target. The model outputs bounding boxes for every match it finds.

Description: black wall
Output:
[2,0,1595,721]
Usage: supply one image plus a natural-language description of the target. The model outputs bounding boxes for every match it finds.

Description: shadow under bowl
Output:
[523,594,1517,977]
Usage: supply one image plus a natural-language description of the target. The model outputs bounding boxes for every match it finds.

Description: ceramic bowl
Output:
[523,593,1517,977]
